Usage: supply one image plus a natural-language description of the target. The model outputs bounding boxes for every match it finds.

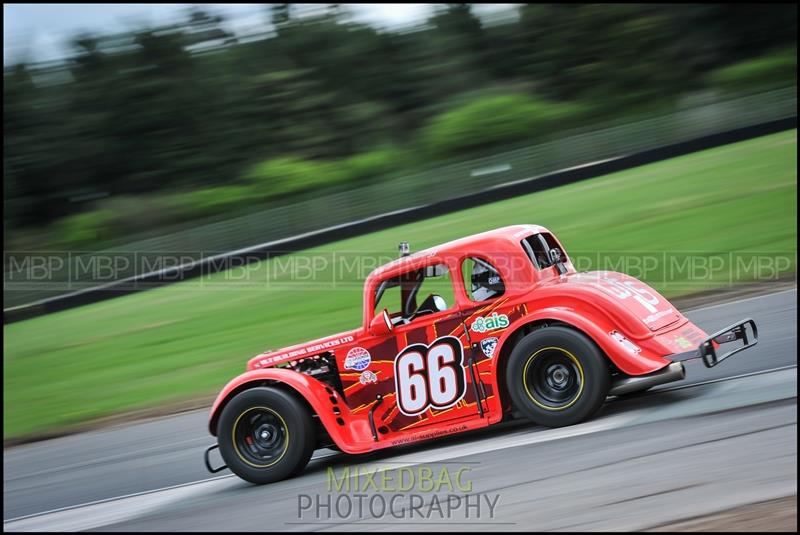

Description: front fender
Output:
[494,307,671,376]
[207,368,364,452]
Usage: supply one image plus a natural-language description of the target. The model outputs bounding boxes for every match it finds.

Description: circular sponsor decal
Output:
[344,347,371,371]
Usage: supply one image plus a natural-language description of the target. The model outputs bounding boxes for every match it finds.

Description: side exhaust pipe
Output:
[609,362,685,396]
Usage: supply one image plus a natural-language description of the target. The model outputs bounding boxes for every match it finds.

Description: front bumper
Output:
[666,318,758,368]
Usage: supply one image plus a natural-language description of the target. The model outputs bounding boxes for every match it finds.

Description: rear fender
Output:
[208,368,366,452]
[493,307,671,379]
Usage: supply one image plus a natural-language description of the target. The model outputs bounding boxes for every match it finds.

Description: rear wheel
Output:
[506,326,610,427]
[217,387,315,484]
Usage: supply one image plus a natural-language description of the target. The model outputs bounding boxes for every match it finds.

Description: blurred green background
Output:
[4,4,797,251]
[2,5,798,441]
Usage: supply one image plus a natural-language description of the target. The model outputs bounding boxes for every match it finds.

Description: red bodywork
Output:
[208,225,709,453]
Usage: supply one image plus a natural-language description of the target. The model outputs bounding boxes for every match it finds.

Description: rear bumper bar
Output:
[667,318,758,368]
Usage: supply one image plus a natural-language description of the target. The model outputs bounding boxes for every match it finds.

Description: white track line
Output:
[6,364,798,531]
[3,414,638,532]
[4,436,210,482]
[4,474,235,523]
[3,476,240,532]
[3,451,339,524]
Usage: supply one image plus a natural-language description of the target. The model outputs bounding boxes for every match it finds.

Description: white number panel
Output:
[393,336,467,416]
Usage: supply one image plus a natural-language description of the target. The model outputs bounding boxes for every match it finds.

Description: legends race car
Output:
[205,225,758,484]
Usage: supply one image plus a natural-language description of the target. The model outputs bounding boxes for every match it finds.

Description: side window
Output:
[461,257,505,302]
[521,233,563,269]
[374,264,455,325]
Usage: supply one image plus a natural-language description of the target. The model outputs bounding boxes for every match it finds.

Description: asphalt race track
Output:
[4,289,797,531]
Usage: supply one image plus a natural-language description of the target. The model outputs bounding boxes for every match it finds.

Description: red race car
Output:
[204,225,758,484]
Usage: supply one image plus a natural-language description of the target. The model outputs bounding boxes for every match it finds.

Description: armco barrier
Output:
[3,115,796,325]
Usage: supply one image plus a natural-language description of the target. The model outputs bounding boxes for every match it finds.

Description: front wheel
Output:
[217,387,315,484]
[506,326,610,427]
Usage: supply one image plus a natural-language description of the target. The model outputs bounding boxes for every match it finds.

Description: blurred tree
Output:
[270,4,292,29]
[4,64,47,226]
[184,7,233,47]
[2,2,796,242]
[67,35,119,197]
[102,29,199,193]
[421,4,489,103]
[714,4,798,61]
[517,4,694,103]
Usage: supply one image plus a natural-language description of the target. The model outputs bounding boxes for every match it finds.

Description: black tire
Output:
[217,387,315,484]
[506,326,610,427]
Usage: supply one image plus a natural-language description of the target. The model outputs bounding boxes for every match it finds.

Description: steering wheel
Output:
[406,293,447,322]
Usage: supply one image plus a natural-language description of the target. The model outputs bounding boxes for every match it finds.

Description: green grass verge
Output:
[4,130,797,440]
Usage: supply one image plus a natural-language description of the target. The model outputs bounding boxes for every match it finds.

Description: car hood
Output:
[247,329,361,370]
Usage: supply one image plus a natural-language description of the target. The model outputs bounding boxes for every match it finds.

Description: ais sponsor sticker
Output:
[470,313,509,333]
[344,347,371,371]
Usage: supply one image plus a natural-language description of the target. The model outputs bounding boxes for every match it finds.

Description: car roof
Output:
[366,224,549,283]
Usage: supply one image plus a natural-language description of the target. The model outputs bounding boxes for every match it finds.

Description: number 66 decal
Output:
[394,336,467,416]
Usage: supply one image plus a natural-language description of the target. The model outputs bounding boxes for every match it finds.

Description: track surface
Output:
[3,289,797,531]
